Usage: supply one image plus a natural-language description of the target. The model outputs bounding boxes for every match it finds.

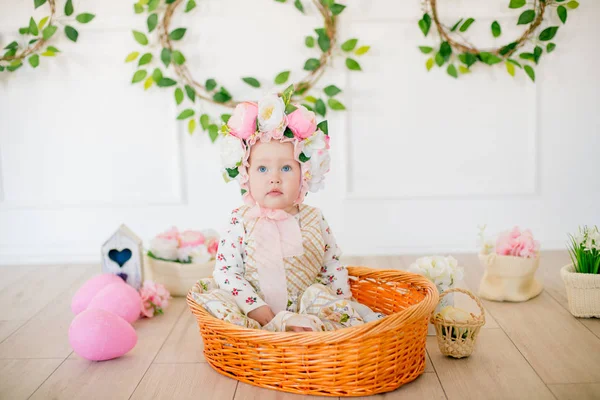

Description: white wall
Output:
[1,0,599,265]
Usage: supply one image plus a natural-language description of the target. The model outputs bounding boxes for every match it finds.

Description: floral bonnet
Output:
[219,85,331,206]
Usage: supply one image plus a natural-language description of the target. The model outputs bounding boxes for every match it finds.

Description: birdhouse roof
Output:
[103,224,143,246]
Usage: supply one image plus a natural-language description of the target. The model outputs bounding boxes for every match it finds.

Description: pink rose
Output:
[286,105,317,139]
[179,230,206,248]
[158,226,180,242]
[139,281,171,318]
[227,102,258,140]
[206,238,219,256]
[495,227,539,258]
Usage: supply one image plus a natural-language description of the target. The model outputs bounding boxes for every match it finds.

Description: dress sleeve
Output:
[316,210,352,299]
[212,208,268,314]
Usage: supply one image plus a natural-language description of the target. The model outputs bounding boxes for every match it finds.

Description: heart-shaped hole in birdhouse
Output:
[109,249,132,268]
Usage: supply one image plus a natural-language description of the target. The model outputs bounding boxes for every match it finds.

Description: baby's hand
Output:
[247,305,275,326]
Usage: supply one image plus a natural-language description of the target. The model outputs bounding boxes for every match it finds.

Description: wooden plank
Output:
[351,373,446,400]
[459,253,600,384]
[30,298,186,400]
[0,266,96,358]
[154,306,205,363]
[0,358,63,400]
[0,320,26,343]
[427,329,554,399]
[130,363,238,400]
[548,383,600,400]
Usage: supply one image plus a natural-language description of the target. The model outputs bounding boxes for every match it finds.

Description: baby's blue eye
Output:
[281,165,292,172]
[258,166,267,173]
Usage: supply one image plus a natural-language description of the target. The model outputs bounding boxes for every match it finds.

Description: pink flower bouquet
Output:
[148,226,219,264]
[140,281,171,318]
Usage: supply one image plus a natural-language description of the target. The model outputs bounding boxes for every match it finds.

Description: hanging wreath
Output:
[417,0,579,81]
[0,0,95,73]
[126,0,370,141]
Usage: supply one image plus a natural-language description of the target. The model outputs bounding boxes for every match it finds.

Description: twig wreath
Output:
[126,0,369,140]
[417,0,579,81]
[0,0,95,73]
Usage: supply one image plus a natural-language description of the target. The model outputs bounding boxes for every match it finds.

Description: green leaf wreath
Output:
[418,0,579,81]
[126,0,370,141]
[0,0,95,73]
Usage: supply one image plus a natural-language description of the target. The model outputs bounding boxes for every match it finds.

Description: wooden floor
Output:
[1,251,600,399]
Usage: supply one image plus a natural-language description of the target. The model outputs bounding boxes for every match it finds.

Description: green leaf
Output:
[459,65,470,74]
[315,99,326,116]
[76,13,95,24]
[507,59,522,68]
[566,1,579,9]
[346,58,361,71]
[185,0,197,12]
[341,38,357,52]
[499,41,518,56]
[133,31,149,45]
[539,26,559,41]
[294,0,304,13]
[491,21,501,37]
[138,53,152,66]
[65,26,78,42]
[557,6,567,23]
[188,119,196,134]
[42,25,57,40]
[47,46,59,53]
[152,68,163,82]
[132,70,147,83]
[148,0,160,12]
[509,0,526,8]
[478,52,503,65]
[331,3,346,15]
[157,78,177,87]
[533,45,542,64]
[29,18,39,36]
[285,104,298,114]
[125,51,140,62]
[418,14,431,36]
[519,52,536,62]
[40,50,55,57]
[28,54,40,68]
[524,65,535,82]
[547,42,556,53]
[447,64,458,78]
[304,58,320,71]
[200,114,210,130]
[161,48,171,67]
[4,41,18,50]
[299,152,311,163]
[7,62,23,72]
[317,34,330,52]
[324,85,341,97]
[169,28,186,40]
[328,98,345,110]
[317,120,328,135]
[305,36,315,48]
[209,125,219,142]
[144,76,153,90]
[517,10,536,25]
[419,46,433,54]
[172,50,186,65]
[175,87,184,105]
[213,89,232,103]
[38,16,49,31]
[34,0,47,9]
[426,57,434,71]
[282,84,294,105]
[134,3,143,13]
[19,27,29,35]
[65,0,74,16]
[274,71,290,85]
[450,18,463,32]
[147,13,158,32]
[435,52,445,67]
[439,41,452,60]
[0,66,4,72]
[459,18,475,32]
[506,61,515,76]
[242,77,260,88]
[206,79,217,91]
[355,45,370,55]
[177,109,195,120]
[304,96,317,103]
[221,114,231,123]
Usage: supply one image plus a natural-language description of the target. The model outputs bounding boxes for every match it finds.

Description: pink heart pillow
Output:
[69,308,137,361]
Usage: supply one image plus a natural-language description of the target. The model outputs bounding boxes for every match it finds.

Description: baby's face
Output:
[248,140,301,211]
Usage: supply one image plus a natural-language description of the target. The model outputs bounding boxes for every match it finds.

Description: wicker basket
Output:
[186,266,438,397]
[430,288,486,359]
[561,264,600,318]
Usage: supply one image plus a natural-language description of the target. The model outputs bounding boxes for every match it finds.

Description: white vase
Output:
[428,286,454,336]
[477,253,543,302]
[561,263,600,318]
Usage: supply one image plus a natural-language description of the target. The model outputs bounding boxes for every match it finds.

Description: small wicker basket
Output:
[187,266,439,397]
[430,288,486,359]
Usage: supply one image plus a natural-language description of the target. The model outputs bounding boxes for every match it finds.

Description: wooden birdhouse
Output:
[101,224,144,290]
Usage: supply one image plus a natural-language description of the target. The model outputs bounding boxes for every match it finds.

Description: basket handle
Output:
[437,287,486,320]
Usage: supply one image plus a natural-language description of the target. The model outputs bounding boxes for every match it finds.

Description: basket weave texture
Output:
[561,264,600,318]
[430,288,486,359]
[186,266,439,397]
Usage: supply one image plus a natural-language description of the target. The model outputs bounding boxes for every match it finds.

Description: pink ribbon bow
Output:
[246,205,304,314]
